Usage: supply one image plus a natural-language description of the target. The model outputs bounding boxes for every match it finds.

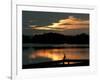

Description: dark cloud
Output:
[22,11,89,35]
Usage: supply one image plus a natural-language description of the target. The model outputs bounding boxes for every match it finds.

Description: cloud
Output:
[30,16,89,31]
[58,16,89,25]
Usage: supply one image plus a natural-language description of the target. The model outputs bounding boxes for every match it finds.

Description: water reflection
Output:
[29,48,89,63]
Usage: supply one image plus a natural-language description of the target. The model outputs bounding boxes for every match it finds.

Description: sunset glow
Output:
[29,48,89,61]
[30,16,89,31]
[22,11,89,69]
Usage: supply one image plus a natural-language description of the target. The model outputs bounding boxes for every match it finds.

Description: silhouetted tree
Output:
[23,33,89,44]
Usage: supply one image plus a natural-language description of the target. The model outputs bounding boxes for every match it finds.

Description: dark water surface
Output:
[22,44,89,65]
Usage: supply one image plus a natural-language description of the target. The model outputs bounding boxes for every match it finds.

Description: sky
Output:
[22,11,89,35]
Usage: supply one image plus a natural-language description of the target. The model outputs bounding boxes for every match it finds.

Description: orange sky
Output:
[30,16,89,31]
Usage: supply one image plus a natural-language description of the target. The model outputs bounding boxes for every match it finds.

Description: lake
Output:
[22,44,89,65]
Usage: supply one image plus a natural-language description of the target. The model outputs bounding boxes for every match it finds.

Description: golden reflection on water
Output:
[29,48,89,61]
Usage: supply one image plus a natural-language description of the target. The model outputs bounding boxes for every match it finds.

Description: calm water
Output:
[22,44,89,65]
